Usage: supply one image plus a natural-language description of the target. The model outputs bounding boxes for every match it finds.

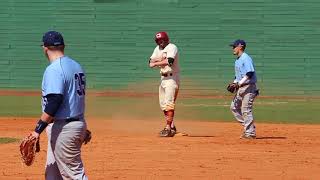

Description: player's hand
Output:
[31,131,40,139]
[227,82,239,93]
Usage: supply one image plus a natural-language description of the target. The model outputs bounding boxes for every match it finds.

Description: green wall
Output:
[0,0,320,96]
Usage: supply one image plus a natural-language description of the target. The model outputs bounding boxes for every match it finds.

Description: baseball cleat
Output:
[171,126,177,133]
[240,134,256,139]
[159,128,175,137]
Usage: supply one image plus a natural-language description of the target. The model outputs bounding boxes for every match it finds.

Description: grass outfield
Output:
[0,95,319,124]
[0,137,19,144]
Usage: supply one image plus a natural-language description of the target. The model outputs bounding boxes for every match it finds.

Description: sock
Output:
[171,121,175,128]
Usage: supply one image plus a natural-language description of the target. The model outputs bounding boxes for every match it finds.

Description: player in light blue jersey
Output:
[228,39,259,139]
[30,31,91,179]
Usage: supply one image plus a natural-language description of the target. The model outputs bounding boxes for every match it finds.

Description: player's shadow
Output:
[256,136,286,139]
[186,135,215,138]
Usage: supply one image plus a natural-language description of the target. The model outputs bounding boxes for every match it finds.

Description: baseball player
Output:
[149,31,180,137]
[30,31,90,179]
[228,39,259,139]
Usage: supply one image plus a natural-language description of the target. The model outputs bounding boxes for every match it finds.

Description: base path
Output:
[0,117,320,179]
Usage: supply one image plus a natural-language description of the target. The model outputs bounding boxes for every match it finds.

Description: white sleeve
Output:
[166,44,178,59]
[150,47,158,59]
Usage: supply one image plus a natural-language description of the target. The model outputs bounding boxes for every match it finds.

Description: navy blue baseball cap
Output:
[42,31,64,47]
[230,39,246,47]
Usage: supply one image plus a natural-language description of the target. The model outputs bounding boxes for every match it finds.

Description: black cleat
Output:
[171,126,177,133]
[240,134,256,139]
[159,128,175,137]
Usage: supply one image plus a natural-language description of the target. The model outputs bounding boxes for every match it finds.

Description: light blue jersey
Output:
[234,52,257,84]
[41,56,86,119]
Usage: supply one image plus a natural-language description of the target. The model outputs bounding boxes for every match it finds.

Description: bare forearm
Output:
[150,57,162,63]
[153,59,168,66]
[40,112,54,124]
[31,112,53,136]
[149,58,168,68]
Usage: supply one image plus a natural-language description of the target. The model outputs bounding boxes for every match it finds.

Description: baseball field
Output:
[1,0,320,179]
[0,90,320,180]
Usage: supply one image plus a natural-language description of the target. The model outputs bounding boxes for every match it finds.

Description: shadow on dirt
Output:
[256,136,287,139]
[186,135,215,138]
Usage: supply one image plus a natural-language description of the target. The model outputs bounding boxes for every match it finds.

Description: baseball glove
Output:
[83,129,91,145]
[19,134,40,166]
[227,83,239,93]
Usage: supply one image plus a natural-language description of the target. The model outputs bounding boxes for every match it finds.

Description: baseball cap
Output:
[230,39,246,47]
[42,31,64,47]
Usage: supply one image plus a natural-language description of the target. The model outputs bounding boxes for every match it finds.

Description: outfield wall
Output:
[0,0,319,96]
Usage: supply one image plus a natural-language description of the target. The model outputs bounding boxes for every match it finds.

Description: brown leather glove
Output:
[227,83,239,93]
[83,129,92,145]
[20,133,40,166]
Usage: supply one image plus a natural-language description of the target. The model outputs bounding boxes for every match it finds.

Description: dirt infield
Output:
[1,117,320,180]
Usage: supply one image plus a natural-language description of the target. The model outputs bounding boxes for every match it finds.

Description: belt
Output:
[65,118,80,123]
[161,73,173,77]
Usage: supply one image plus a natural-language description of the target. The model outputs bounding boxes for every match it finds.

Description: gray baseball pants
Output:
[230,84,258,136]
[45,119,88,180]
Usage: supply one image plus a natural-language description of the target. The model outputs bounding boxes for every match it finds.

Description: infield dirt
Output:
[0,117,320,179]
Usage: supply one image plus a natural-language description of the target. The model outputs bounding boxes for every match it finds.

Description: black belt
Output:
[161,73,173,77]
[65,118,80,123]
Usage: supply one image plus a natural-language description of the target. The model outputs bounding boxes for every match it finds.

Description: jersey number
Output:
[75,73,86,96]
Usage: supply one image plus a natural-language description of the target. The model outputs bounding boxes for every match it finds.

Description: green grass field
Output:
[0,95,319,124]
[0,137,19,144]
